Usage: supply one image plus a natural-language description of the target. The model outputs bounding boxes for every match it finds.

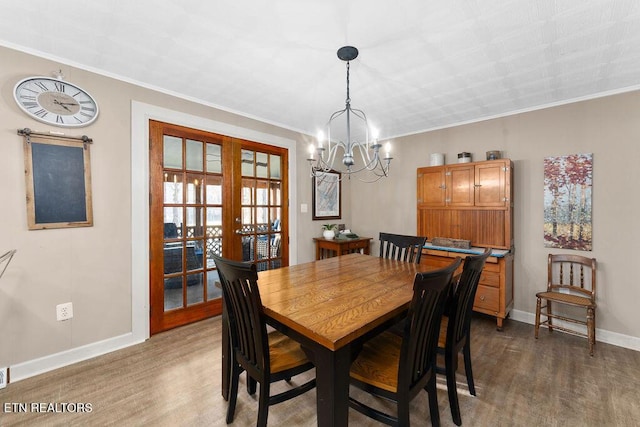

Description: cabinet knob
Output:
[474,184,482,187]
[480,295,486,301]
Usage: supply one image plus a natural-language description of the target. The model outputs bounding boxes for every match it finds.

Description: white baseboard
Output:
[510,309,640,352]
[9,332,145,383]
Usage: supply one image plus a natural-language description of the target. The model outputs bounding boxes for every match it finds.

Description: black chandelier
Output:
[307,46,393,181]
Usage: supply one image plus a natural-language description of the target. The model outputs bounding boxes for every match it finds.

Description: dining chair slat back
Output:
[379,232,427,264]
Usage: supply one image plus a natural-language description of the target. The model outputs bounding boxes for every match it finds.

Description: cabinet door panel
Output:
[475,163,506,206]
[417,167,446,207]
[447,165,474,206]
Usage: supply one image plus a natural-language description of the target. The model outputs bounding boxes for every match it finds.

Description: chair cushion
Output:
[350,331,401,393]
[268,330,310,373]
[536,291,595,308]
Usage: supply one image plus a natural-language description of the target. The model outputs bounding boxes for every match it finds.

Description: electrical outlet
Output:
[0,367,7,389]
[56,302,73,321]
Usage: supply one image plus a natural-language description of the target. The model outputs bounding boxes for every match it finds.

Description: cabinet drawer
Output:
[482,259,501,271]
[479,271,500,288]
[474,284,499,312]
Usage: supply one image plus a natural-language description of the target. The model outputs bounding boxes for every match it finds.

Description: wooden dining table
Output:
[255,253,423,426]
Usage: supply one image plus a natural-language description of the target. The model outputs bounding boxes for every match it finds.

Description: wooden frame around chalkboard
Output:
[23,134,93,230]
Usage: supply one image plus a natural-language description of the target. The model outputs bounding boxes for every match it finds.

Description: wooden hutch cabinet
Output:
[417,158,514,329]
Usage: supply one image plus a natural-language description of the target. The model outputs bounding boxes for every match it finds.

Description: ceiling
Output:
[1,0,640,142]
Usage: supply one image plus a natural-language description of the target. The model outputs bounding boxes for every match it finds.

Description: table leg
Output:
[311,345,351,427]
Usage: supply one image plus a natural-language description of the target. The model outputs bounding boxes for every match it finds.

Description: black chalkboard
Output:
[31,142,87,223]
[24,135,93,229]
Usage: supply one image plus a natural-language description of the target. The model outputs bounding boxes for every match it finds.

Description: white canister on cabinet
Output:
[430,153,444,166]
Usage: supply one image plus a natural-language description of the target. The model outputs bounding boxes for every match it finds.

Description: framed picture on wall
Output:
[543,153,593,250]
[312,169,341,220]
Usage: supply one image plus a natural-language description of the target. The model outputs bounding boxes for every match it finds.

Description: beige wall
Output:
[0,46,330,379]
[350,92,640,345]
[1,44,638,382]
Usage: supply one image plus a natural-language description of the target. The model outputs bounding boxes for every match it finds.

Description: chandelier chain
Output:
[345,61,351,105]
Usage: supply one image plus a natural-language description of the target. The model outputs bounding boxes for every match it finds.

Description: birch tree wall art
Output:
[543,153,593,251]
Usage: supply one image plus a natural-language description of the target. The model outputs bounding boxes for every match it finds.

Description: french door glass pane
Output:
[164,173,183,204]
[256,207,268,225]
[186,174,203,204]
[164,207,183,238]
[270,182,281,205]
[256,181,268,205]
[163,136,182,169]
[207,271,220,300]
[164,277,183,311]
[256,152,268,178]
[186,139,203,171]
[163,242,183,274]
[186,273,204,306]
[241,207,253,228]
[270,154,281,179]
[206,207,222,227]
[241,182,253,205]
[241,149,254,177]
[205,176,222,204]
[185,207,204,238]
[206,143,222,173]
[206,236,222,268]
[270,207,281,230]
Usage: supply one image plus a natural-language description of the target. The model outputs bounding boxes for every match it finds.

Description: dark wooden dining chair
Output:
[535,254,597,356]
[349,257,462,427]
[379,232,427,264]
[212,255,316,427]
[437,248,491,426]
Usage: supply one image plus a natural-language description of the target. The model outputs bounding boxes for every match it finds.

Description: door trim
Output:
[131,101,298,341]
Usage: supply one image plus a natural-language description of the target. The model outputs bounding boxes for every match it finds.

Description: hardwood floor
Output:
[1,314,639,426]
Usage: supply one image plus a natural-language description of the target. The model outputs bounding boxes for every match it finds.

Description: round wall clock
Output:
[13,76,99,128]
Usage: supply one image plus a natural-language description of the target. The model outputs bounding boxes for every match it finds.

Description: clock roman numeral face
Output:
[13,77,99,128]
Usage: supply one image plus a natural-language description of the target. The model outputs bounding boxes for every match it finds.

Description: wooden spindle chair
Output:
[534,254,597,356]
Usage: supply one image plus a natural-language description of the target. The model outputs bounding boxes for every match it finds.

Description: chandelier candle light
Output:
[308,46,393,181]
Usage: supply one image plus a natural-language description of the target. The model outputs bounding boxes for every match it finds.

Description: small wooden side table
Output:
[313,237,372,260]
